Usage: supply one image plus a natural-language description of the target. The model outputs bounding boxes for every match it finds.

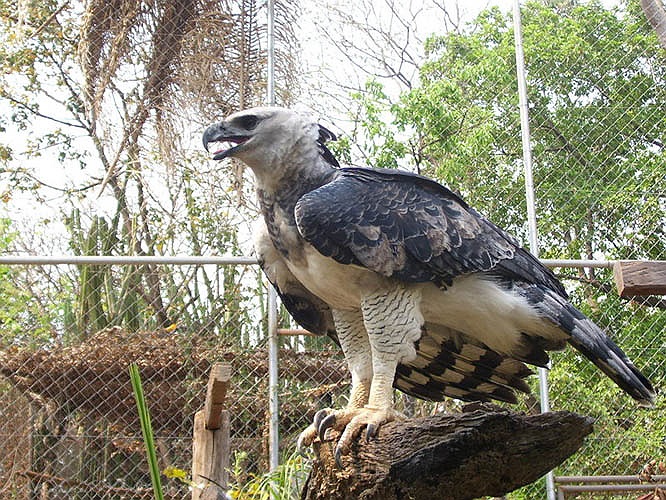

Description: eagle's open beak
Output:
[202,122,250,160]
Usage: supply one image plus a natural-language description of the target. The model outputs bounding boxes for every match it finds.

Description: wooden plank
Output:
[204,363,231,430]
[192,409,230,500]
[613,261,666,297]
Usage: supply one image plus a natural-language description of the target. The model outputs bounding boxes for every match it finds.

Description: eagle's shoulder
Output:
[254,219,338,340]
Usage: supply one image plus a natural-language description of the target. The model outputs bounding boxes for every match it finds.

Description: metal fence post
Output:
[512,1,556,499]
[265,0,280,476]
[267,286,280,472]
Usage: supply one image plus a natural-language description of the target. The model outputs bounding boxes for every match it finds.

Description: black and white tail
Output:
[525,284,656,406]
[566,305,656,406]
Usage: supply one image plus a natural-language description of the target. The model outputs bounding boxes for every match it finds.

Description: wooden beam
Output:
[613,261,666,298]
[192,409,230,500]
[203,363,231,430]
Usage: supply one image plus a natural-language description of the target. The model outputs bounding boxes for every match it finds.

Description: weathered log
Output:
[301,405,594,500]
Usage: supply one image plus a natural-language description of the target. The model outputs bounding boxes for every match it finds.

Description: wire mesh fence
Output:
[0,0,664,499]
[0,259,348,498]
[0,258,663,499]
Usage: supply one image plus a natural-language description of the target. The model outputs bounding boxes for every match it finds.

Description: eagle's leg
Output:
[298,286,424,465]
[329,286,423,461]
[296,308,372,453]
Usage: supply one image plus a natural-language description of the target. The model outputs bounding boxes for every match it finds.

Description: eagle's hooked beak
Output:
[202,122,251,160]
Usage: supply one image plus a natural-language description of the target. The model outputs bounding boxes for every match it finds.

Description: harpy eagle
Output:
[203,107,655,462]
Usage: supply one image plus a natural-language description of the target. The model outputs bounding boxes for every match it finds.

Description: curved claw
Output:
[334,446,344,469]
[296,434,311,457]
[365,422,378,441]
[318,413,338,442]
[296,408,334,455]
[313,409,329,430]
[297,407,402,466]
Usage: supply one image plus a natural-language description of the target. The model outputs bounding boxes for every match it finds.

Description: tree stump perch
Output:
[301,405,594,500]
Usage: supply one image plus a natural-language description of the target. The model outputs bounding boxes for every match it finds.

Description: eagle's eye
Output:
[236,114,260,131]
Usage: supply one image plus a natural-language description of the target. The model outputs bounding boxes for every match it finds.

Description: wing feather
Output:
[254,219,338,340]
[295,167,566,296]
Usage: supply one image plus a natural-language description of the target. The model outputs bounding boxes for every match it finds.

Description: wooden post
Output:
[203,363,231,430]
[192,363,232,500]
[613,261,666,297]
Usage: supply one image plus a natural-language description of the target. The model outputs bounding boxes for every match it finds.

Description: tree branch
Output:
[302,406,594,500]
[641,0,666,49]
[0,92,87,130]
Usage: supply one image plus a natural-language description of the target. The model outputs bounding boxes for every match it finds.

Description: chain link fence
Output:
[0,0,664,499]
[0,258,350,498]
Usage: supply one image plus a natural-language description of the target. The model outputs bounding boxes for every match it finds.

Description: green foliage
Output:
[0,218,58,346]
[349,0,666,261]
[348,0,666,491]
[62,209,152,339]
[129,363,165,500]
[228,450,309,500]
[349,80,409,169]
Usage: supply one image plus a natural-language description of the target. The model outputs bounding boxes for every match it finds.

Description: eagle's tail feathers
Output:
[419,332,535,380]
[394,366,518,404]
[415,342,532,395]
[396,335,535,403]
[516,283,656,406]
[567,316,656,407]
[453,341,536,381]
[511,332,568,368]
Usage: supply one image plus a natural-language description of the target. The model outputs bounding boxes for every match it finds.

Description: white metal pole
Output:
[0,255,622,268]
[512,1,556,499]
[267,0,276,106]
[0,255,624,269]
[513,0,539,257]
[266,0,280,475]
[267,286,280,471]
[0,255,258,265]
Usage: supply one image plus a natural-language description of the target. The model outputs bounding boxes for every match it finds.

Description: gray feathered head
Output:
[202,107,339,174]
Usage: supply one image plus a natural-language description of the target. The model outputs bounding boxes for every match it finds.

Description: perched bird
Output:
[202,107,655,463]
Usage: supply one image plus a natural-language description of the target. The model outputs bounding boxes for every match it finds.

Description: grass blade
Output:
[130,362,165,500]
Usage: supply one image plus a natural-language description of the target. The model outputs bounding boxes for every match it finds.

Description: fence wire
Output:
[0,1,664,499]
[0,260,348,498]
[0,259,663,499]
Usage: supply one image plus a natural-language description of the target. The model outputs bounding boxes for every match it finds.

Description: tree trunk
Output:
[641,0,666,49]
[301,405,593,500]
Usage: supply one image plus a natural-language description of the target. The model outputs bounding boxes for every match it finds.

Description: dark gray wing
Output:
[254,220,338,341]
[295,167,566,296]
